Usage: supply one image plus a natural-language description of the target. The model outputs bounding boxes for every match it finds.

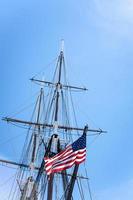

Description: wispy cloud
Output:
[96,178,133,200]
[93,0,133,22]
[85,0,133,39]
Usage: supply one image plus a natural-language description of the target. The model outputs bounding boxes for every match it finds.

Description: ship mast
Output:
[21,88,44,200]
[1,42,107,200]
[47,41,64,200]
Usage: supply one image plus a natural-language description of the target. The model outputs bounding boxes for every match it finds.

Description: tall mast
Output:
[1,42,107,200]
[31,88,43,167]
[47,41,64,200]
[21,88,44,200]
[54,44,63,121]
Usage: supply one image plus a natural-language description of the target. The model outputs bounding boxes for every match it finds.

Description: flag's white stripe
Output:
[45,147,86,163]
[46,156,86,175]
[45,149,74,168]
[45,154,77,171]
[51,151,86,167]
[75,157,86,162]
[45,148,73,164]
[45,148,75,166]
[46,157,86,175]
[45,147,86,175]
[45,147,86,162]
[45,149,86,168]
[45,146,72,162]
[51,155,77,168]
[46,160,75,175]
[52,152,86,168]
[45,152,86,172]
[52,156,86,171]
[45,149,86,169]
[51,151,77,165]
[45,156,77,171]
[45,147,72,163]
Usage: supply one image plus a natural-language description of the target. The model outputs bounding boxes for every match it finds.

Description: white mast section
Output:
[61,39,64,52]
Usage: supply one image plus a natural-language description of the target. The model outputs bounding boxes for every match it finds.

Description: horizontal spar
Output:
[0,159,32,169]
[30,78,88,91]
[2,117,107,134]
[0,158,89,180]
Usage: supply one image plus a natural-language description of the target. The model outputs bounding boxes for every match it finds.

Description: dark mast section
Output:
[47,44,64,200]
[1,42,106,200]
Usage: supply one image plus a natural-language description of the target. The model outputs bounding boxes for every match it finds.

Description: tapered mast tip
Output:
[60,39,64,52]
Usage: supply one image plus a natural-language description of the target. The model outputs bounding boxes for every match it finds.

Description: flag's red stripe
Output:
[45,149,73,166]
[45,151,86,170]
[44,141,86,175]
[45,152,86,175]
[46,156,86,175]
[45,147,72,164]
[45,149,86,169]
[51,151,86,168]
[51,153,86,169]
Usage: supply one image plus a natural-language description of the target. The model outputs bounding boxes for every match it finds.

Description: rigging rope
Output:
[0,173,16,188]
[3,48,102,200]
[7,91,39,118]
[84,163,93,200]
[0,133,24,147]
[77,178,85,200]
[32,56,57,79]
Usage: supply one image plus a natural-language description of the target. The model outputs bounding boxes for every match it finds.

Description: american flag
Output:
[44,132,86,175]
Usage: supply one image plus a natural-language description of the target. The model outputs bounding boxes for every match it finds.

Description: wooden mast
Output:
[31,88,43,167]
[0,42,107,200]
[47,41,64,200]
[65,126,88,200]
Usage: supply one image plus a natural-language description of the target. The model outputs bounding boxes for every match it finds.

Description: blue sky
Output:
[0,0,133,199]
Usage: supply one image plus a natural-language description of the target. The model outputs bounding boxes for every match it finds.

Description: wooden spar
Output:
[47,48,64,200]
[2,117,107,134]
[66,126,88,200]
[47,174,54,200]
[31,88,43,164]
[47,48,65,200]
[0,158,89,180]
[30,78,88,91]
[66,164,79,200]
[30,159,45,199]
[61,170,69,200]
[0,158,32,169]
